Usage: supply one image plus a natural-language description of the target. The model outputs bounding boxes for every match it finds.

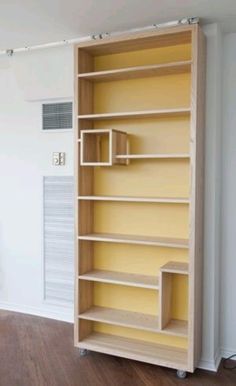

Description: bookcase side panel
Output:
[188,25,206,371]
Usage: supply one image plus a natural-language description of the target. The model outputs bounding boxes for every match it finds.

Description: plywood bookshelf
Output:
[74,24,205,376]
[78,196,190,204]
[78,108,191,120]
[78,269,160,289]
[78,60,192,82]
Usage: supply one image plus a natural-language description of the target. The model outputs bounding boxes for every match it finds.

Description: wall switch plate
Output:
[53,152,66,166]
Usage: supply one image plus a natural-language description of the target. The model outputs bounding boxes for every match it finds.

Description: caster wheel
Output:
[79,348,88,357]
[176,370,187,379]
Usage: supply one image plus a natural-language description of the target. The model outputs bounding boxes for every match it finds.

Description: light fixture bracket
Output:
[154,16,199,29]
[92,33,110,40]
[6,49,14,57]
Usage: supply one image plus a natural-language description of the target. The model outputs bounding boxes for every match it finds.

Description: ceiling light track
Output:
[0,16,199,57]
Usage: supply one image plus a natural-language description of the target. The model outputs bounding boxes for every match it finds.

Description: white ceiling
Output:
[0,0,236,50]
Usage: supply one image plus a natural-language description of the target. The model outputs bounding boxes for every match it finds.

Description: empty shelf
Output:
[116,153,190,159]
[78,195,189,204]
[78,108,191,121]
[161,261,189,274]
[79,269,159,289]
[79,306,187,337]
[163,319,188,337]
[78,61,192,82]
[78,233,189,249]
[77,332,188,370]
[79,306,159,333]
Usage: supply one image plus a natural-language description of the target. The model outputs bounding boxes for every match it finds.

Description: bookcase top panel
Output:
[76,25,194,56]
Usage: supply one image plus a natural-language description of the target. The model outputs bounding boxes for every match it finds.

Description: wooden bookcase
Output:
[74,24,205,377]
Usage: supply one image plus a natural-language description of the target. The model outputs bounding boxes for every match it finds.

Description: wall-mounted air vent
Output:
[42,102,73,130]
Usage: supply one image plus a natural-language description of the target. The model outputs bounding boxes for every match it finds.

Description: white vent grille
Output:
[44,176,74,305]
[42,102,73,130]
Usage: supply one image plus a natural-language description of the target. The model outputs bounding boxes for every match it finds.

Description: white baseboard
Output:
[198,345,236,371]
[0,301,73,323]
[198,347,222,371]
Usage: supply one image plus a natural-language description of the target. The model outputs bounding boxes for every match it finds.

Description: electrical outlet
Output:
[53,152,65,166]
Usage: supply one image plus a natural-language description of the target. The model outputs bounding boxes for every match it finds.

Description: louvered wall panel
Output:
[44,176,74,305]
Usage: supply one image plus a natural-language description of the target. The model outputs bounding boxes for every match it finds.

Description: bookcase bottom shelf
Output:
[77,332,188,371]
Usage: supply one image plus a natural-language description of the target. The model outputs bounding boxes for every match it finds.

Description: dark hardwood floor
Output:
[0,310,235,386]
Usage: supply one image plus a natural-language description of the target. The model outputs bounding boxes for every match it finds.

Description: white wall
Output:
[0,45,74,321]
[220,32,236,358]
[0,25,234,370]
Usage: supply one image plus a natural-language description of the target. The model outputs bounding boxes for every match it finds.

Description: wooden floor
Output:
[0,311,235,386]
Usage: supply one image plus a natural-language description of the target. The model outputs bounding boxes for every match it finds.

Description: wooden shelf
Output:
[78,233,189,249]
[79,269,159,289]
[161,261,189,275]
[79,306,159,333]
[78,61,192,82]
[79,306,187,337]
[116,153,190,160]
[78,195,190,204]
[78,108,191,121]
[163,319,188,337]
[77,332,188,370]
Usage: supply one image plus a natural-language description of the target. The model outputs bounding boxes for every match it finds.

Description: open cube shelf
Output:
[80,129,127,166]
[160,262,189,331]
